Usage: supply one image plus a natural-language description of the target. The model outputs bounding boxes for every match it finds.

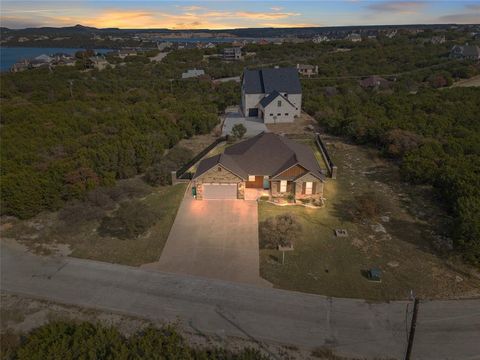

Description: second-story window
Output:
[277,100,282,107]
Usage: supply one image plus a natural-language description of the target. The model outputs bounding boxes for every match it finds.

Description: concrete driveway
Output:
[222,111,268,137]
[144,192,270,287]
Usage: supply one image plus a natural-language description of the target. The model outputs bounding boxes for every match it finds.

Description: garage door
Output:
[203,183,237,200]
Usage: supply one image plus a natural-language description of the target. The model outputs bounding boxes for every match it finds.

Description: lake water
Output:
[0,47,111,72]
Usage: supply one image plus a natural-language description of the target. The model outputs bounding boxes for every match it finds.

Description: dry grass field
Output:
[259,135,480,300]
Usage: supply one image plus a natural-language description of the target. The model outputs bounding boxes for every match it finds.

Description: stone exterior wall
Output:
[294,173,324,200]
[270,180,295,197]
[193,164,243,200]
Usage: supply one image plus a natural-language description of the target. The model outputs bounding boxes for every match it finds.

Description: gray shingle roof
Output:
[258,90,296,108]
[193,133,325,181]
[243,67,302,94]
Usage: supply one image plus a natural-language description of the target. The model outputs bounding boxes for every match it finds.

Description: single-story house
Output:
[182,68,205,79]
[192,132,326,200]
[297,63,318,77]
[241,67,302,123]
[359,75,392,89]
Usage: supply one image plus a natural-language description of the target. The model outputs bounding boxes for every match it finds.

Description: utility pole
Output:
[404,290,419,360]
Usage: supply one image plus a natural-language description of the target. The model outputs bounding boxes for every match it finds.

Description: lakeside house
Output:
[182,68,205,79]
[242,67,301,123]
[88,56,109,70]
[117,49,137,59]
[11,59,29,72]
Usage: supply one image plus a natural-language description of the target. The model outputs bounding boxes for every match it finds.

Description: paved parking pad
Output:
[144,195,270,287]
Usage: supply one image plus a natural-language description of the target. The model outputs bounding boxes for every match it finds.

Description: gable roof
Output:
[243,67,302,94]
[258,90,296,108]
[194,133,325,181]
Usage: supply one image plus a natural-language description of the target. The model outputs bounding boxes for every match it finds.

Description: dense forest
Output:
[1,321,270,359]
[303,84,480,264]
[0,57,239,218]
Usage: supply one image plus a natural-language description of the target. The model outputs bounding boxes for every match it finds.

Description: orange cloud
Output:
[0,7,306,30]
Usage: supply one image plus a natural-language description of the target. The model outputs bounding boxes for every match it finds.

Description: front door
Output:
[246,176,264,188]
[263,177,270,189]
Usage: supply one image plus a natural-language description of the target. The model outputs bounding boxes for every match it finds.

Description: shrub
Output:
[98,200,157,239]
[352,193,381,220]
[58,201,105,226]
[231,123,247,140]
[259,214,302,249]
[144,146,193,186]
[7,321,271,360]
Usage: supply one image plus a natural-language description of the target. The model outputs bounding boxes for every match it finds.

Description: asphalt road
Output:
[2,241,479,359]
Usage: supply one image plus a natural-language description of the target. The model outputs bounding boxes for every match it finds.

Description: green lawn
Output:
[259,137,480,300]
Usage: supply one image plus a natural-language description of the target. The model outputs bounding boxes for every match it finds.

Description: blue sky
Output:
[1,1,479,29]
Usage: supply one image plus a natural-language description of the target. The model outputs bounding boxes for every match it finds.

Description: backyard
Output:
[259,135,480,300]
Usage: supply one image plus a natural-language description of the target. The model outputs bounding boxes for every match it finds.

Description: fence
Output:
[172,135,228,184]
[315,133,337,179]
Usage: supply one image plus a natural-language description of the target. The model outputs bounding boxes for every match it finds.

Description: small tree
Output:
[231,123,247,140]
[259,214,302,249]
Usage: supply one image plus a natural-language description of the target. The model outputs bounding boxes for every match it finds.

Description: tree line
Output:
[303,81,480,265]
[0,60,239,218]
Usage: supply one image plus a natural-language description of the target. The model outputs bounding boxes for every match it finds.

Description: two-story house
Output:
[241,67,302,123]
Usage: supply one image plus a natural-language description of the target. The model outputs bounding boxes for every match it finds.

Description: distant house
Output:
[182,68,205,79]
[11,59,29,72]
[312,35,330,43]
[33,54,53,63]
[117,49,137,59]
[296,64,318,77]
[242,67,301,123]
[223,47,242,60]
[88,56,109,70]
[359,76,392,89]
[430,36,446,44]
[157,41,172,51]
[345,33,362,42]
[450,44,480,60]
[204,42,216,49]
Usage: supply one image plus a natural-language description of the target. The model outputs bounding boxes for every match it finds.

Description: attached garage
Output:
[202,183,238,200]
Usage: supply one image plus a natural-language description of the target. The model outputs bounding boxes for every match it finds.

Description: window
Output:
[285,113,289,116]
[218,167,222,172]
[248,175,256,182]
[305,182,313,195]
[269,113,273,116]
[277,113,281,116]
[280,180,287,193]
[277,100,282,107]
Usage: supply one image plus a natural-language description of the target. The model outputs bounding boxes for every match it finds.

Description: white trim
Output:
[248,175,256,182]
[280,180,287,193]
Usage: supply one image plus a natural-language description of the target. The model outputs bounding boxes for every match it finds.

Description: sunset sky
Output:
[1,1,479,30]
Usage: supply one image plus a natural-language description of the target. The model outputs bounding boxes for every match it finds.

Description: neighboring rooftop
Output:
[194,132,325,180]
[243,67,302,94]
